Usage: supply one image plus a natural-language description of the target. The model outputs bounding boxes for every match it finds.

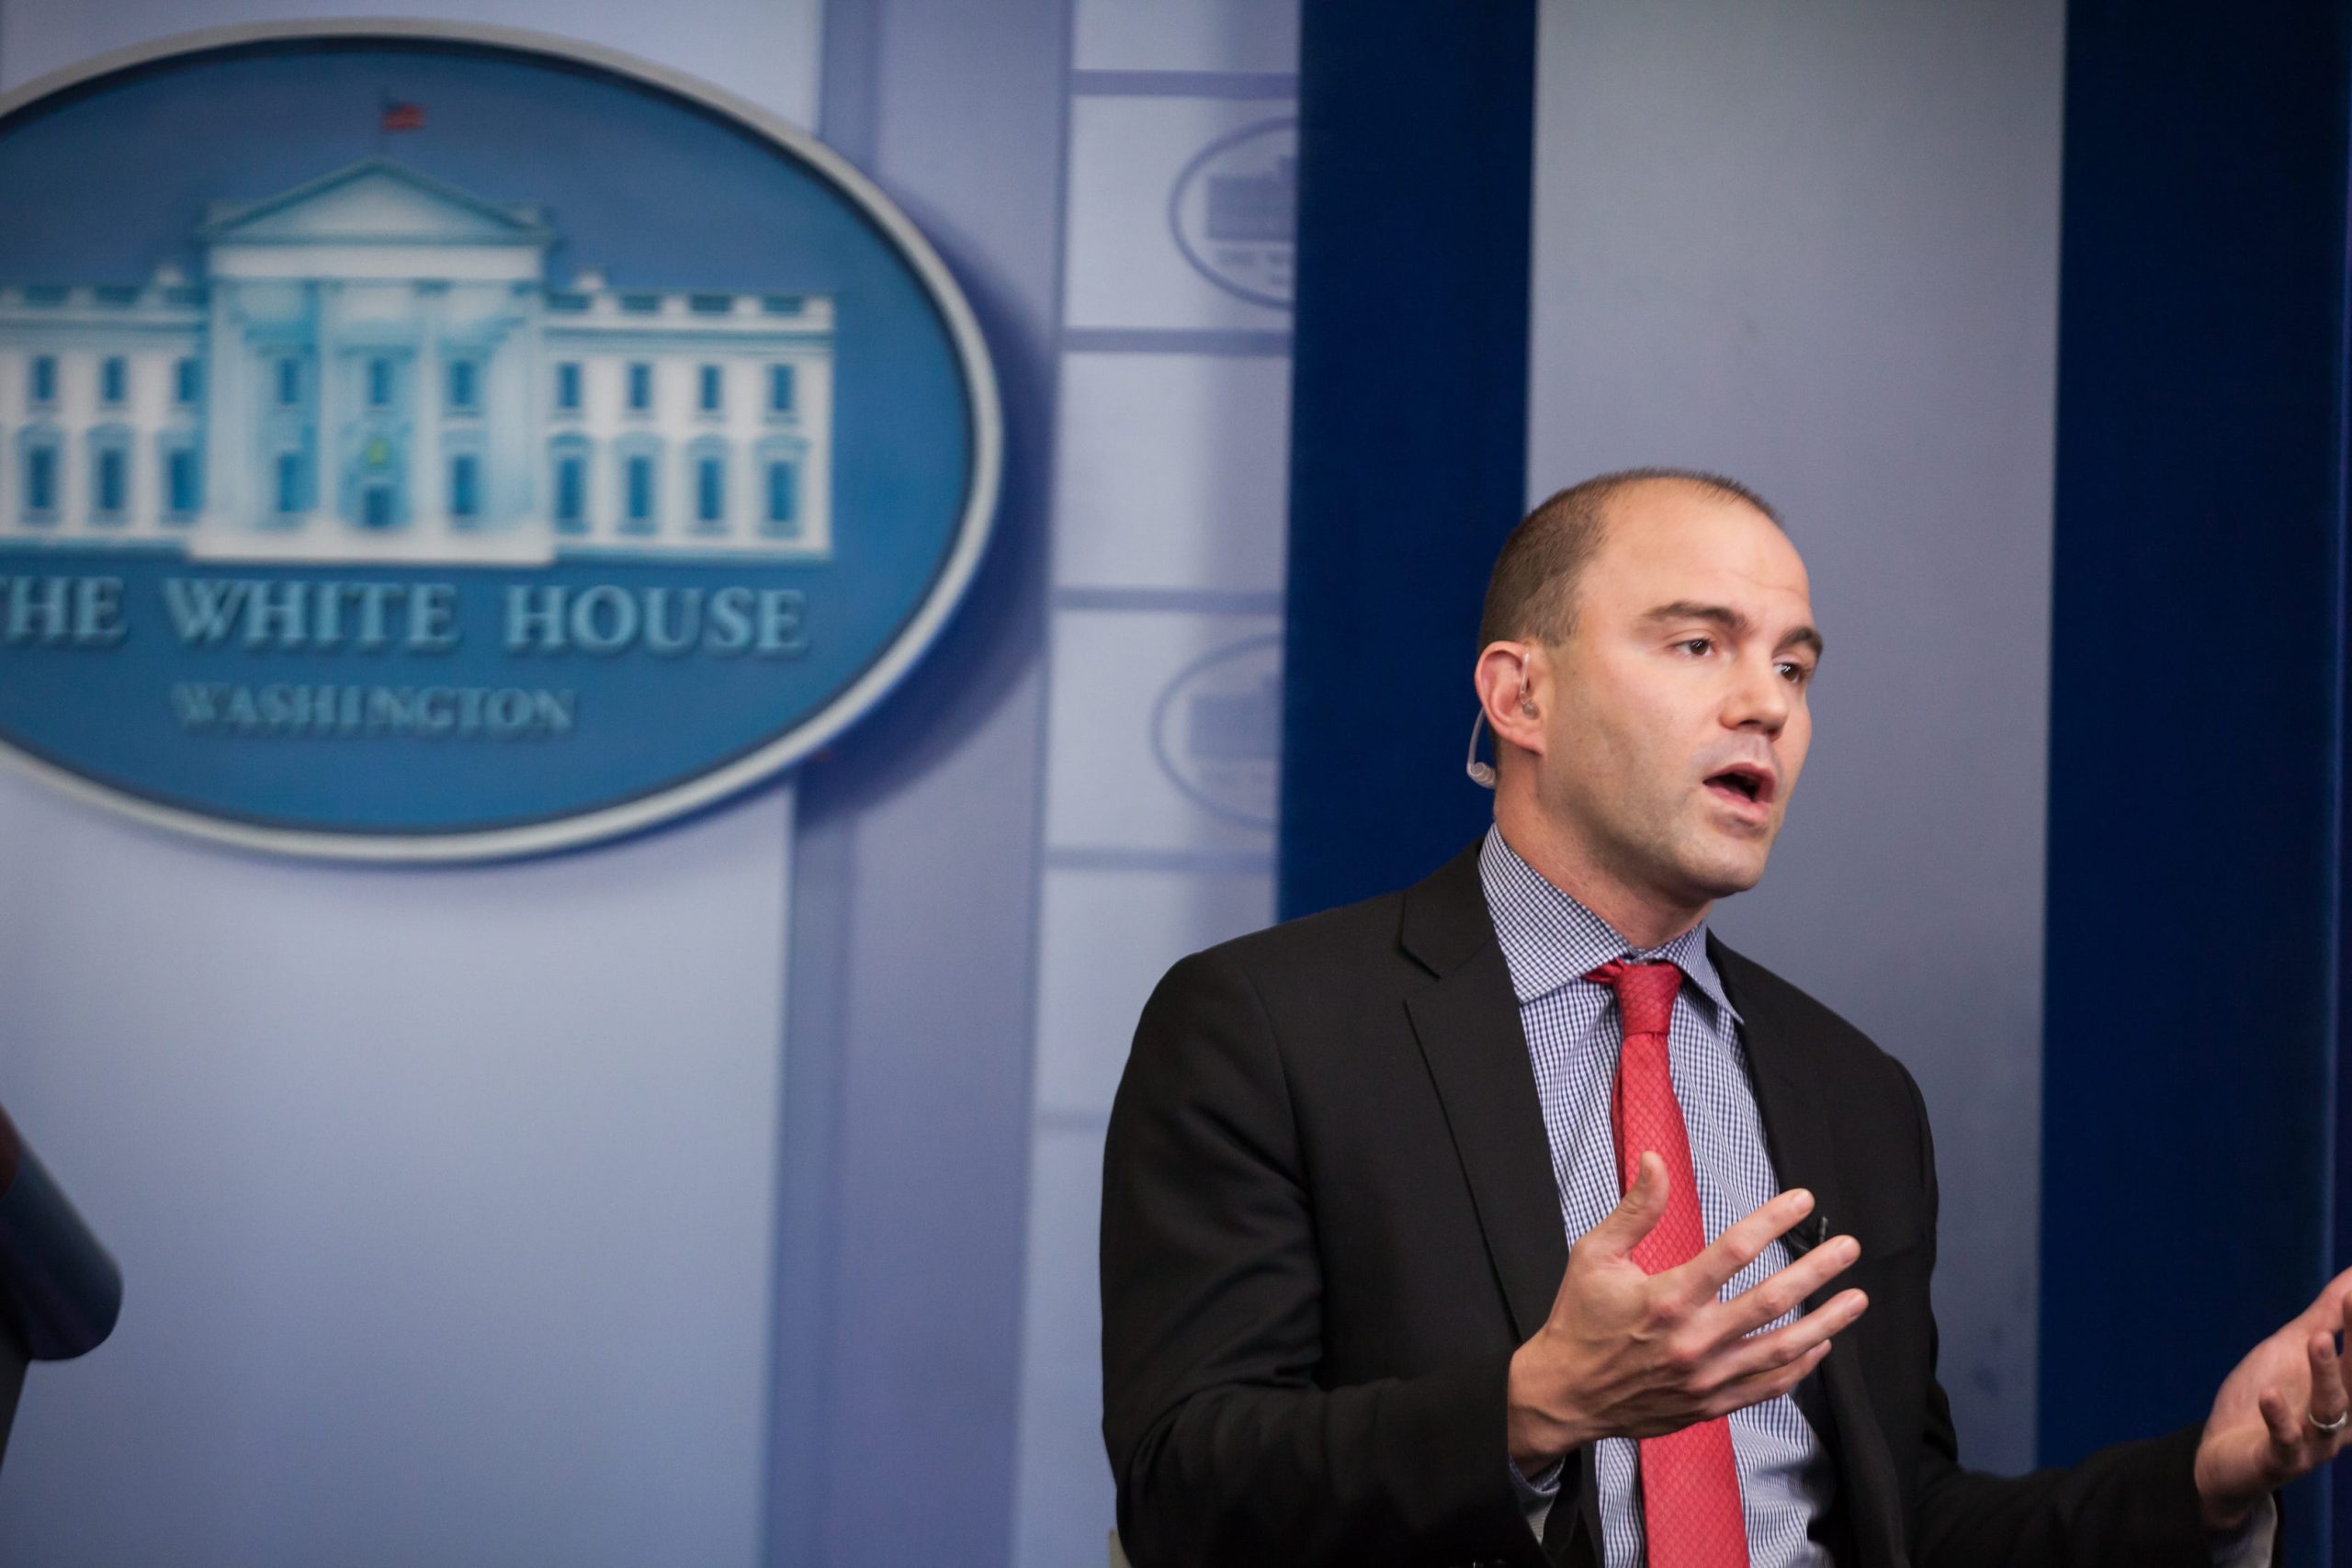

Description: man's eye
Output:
[1778,661,1813,685]
[1677,637,1713,656]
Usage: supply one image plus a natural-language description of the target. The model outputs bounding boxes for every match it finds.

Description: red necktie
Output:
[1585,958,1750,1568]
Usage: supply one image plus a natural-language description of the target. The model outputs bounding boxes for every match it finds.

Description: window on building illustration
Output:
[625,455,655,529]
[275,451,302,513]
[93,445,127,520]
[175,357,200,406]
[764,460,798,536]
[699,365,723,413]
[556,362,582,413]
[277,357,301,407]
[100,356,127,407]
[164,446,200,520]
[450,454,481,522]
[28,355,56,407]
[628,363,652,412]
[696,455,725,525]
[554,454,586,532]
[447,359,480,414]
[368,357,395,409]
[23,442,57,521]
[767,364,795,415]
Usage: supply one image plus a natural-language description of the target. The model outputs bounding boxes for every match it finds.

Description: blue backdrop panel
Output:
[1278,0,1535,919]
[2041,3,2350,1562]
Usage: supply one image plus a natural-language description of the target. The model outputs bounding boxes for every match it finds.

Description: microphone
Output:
[1465,710,1497,789]
[1782,1211,1831,1257]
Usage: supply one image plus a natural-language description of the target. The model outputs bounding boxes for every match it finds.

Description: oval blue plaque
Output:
[0,24,1000,859]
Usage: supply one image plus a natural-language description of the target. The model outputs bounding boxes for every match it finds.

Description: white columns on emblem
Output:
[312,280,338,535]
[202,289,243,533]
[414,283,445,547]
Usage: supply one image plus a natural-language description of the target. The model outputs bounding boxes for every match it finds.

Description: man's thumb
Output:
[1594,1152,1669,1256]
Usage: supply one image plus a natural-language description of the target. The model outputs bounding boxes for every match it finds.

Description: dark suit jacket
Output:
[1101,842,2223,1568]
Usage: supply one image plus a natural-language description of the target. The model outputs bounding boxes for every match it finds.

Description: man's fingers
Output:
[1706,1289,1869,1389]
[1716,1235,1861,1337]
[2259,1388,2301,1453]
[1588,1152,1671,1259]
[1674,1187,1815,1300]
[1704,1337,1836,1420]
[2309,1329,2348,1428]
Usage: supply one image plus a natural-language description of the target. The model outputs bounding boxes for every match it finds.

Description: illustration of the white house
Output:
[0,157,834,562]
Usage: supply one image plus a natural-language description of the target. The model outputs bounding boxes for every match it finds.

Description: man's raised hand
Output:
[1505,1152,1871,1472]
[2194,1266,2352,1530]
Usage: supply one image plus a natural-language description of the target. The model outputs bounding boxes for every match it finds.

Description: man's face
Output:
[1531,484,1820,910]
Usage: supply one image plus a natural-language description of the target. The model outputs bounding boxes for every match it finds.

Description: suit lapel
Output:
[1707,937,1844,1270]
[1713,936,1906,1568]
[1399,845,1567,1343]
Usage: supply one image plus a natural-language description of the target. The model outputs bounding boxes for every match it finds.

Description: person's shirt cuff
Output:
[2210,1494,2278,1567]
[1510,1455,1564,1540]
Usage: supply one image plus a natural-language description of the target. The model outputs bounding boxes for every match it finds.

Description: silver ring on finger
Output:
[2307,1407,2349,1435]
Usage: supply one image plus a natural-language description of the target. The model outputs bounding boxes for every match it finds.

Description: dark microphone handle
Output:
[0,1105,121,1363]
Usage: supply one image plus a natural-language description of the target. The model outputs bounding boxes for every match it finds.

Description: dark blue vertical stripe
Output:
[1278,0,1537,919]
[2042,5,2351,1563]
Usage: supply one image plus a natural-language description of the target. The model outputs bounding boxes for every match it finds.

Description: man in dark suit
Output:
[1100,470,2346,1566]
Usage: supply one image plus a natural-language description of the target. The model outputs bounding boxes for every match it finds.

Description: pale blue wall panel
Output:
[1050,351,1291,598]
[1044,608,1282,862]
[1012,13,1298,1560]
[1072,0,1295,75]
[0,770,796,1566]
[1033,865,1273,1120]
[1526,0,2064,1471]
[0,0,820,131]
[1064,96,1295,333]
[771,3,1069,1563]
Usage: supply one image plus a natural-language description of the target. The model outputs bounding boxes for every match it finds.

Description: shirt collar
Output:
[1476,824,1742,1023]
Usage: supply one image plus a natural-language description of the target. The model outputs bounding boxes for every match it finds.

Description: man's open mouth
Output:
[1704,764,1773,807]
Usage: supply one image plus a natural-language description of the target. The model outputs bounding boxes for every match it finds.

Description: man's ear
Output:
[1474,640,1547,761]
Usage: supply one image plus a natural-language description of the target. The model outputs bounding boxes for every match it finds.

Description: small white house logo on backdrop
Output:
[1151,634,1282,828]
[1168,118,1296,310]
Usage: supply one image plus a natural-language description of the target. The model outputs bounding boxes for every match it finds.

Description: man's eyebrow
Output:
[1644,600,1826,660]
[1642,600,1751,637]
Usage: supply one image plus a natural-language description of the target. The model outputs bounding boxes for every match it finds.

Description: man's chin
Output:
[1681,847,1772,901]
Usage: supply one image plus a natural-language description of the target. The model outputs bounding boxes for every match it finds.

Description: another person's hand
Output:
[2194,1268,2352,1529]
[1505,1152,1870,1472]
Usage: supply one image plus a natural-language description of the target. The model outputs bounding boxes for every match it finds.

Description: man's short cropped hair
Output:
[1476,468,1782,652]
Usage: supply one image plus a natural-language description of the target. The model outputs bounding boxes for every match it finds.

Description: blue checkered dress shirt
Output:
[1481,827,1834,1566]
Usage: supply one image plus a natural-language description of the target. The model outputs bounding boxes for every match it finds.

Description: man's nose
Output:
[1726,655,1790,734]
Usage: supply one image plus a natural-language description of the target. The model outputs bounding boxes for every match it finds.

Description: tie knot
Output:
[1584,958,1682,1037]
